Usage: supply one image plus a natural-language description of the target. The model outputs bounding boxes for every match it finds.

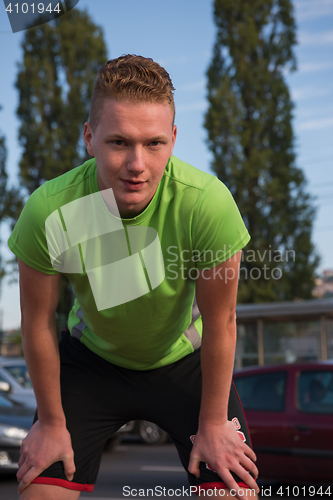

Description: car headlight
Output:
[0,451,11,465]
[0,424,28,440]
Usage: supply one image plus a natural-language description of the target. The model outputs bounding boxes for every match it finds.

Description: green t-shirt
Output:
[8,156,250,370]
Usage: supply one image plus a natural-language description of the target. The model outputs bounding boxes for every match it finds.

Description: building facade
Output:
[235,298,333,368]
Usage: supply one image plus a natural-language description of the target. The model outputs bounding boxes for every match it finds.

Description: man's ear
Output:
[172,124,177,150]
[83,122,94,157]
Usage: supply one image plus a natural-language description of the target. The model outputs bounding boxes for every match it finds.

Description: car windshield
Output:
[298,370,333,414]
[234,371,287,412]
[4,365,32,389]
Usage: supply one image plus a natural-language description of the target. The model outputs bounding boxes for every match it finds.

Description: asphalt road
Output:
[0,440,331,499]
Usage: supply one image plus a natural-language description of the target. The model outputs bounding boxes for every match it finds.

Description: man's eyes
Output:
[110,140,163,147]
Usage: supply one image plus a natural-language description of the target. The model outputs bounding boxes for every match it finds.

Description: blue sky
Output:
[0,0,333,329]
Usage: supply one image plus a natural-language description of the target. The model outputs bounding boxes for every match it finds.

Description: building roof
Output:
[236,298,333,321]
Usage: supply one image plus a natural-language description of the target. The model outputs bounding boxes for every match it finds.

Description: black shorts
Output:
[32,332,252,493]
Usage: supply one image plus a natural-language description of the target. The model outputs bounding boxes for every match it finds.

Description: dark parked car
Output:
[0,393,35,470]
[0,357,36,409]
[129,420,169,444]
[107,420,168,448]
[233,361,333,484]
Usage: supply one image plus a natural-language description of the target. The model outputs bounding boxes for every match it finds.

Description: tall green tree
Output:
[0,113,8,287]
[16,8,107,193]
[0,107,23,291]
[205,0,319,303]
[15,8,107,330]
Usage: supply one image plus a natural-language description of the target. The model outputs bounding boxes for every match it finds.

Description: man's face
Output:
[84,99,177,218]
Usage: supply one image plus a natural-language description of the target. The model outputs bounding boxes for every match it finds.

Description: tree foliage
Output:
[16,8,107,194]
[205,0,319,302]
[0,117,7,286]
[15,9,107,330]
[0,107,24,292]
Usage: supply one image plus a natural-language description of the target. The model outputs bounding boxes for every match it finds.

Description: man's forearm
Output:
[198,318,236,427]
[188,254,259,495]
[21,322,66,425]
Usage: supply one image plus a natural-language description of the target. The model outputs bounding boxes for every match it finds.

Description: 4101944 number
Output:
[5,3,62,14]
[277,485,331,496]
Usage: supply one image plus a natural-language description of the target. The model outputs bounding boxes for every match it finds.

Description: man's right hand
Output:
[17,420,76,494]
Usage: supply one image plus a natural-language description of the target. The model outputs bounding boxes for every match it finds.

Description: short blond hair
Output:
[89,54,175,130]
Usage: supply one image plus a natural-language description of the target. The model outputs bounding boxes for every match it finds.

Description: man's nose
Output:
[127,147,145,173]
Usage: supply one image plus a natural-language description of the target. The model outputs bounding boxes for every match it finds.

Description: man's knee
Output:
[20,483,81,500]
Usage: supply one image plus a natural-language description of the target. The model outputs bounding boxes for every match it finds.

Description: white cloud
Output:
[295,0,333,20]
[298,61,333,73]
[298,30,333,46]
[298,117,333,130]
[296,103,333,119]
[291,86,331,101]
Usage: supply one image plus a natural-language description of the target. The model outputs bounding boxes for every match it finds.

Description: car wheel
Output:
[138,421,168,444]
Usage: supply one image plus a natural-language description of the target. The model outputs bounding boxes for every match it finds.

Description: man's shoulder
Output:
[165,156,217,192]
[163,156,242,223]
[44,158,97,201]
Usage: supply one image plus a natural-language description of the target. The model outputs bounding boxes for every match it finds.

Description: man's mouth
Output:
[122,179,146,190]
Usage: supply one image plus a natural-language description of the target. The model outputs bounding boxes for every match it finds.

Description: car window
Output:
[4,365,32,389]
[234,371,287,411]
[298,370,333,414]
[0,394,14,408]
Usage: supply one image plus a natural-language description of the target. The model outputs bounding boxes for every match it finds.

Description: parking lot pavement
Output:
[81,442,189,499]
[1,442,332,499]
[80,442,332,500]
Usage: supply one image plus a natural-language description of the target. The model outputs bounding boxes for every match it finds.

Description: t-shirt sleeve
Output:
[7,184,59,275]
[193,177,250,270]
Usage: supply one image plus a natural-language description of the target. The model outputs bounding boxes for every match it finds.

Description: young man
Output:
[8,55,259,499]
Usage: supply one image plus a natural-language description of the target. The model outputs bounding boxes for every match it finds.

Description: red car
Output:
[233,361,333,484]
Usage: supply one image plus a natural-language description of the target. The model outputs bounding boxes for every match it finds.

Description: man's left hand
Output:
[188,420,259,499]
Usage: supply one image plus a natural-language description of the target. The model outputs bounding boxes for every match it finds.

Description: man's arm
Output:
[188,251,259,497]
[16,259,75,494]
